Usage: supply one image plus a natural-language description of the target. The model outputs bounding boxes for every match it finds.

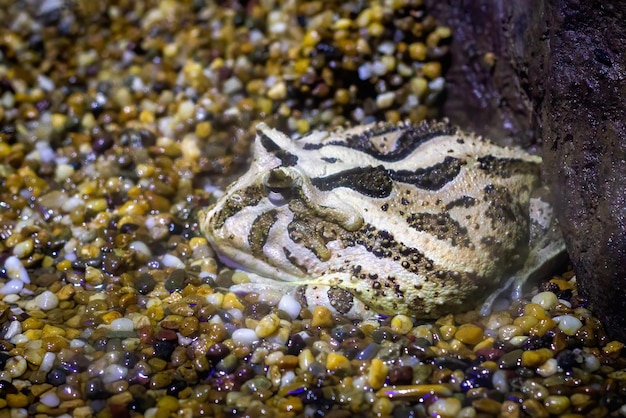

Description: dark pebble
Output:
[0,353,10,369]
[475,347,505,361]
[103,254,124,274]
[243,302,272,320]
[234,365,255,385]
[130,393,157,413]
[165,269,186,292]
[106,338,123,351]
[166,380,187,397]
[153,340,176,360]
[84,377,107,400]
[63,353,91,373]
[460,367,493,391]
[371,326,397,343]
[522,334,553,350]
[286,334,307,356]
[154,328,177,341]
[123,351,140,369]
[135,273,156,295]
[47,368,67,385]
[356,342,380,360]
[91,128,114,154]
[433,357,469,371]
[388,365,413,385]
[0,379,18,396]
[498,349,524,369]
[515,367,536,378]
[556,348,582,370]
[206,343,230,362]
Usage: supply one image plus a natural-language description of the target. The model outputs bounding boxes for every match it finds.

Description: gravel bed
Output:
[0,1,625,417]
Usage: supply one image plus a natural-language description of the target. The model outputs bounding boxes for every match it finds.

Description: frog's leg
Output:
[481,190,567,316]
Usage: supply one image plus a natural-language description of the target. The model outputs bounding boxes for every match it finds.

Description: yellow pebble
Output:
[311,306,334,327]
[156,395,179,411]
[255,313,280,338]
[529,318,556,337]
[373,396,394,415]
[454,324,484,345]
[101,311,123,324]
[302,30,321,48]
[549,277,575,290]
[23,329,43,340]
[368,358,388,389]
[473,337,495,352]
[544,395,571,415]
[222,292,244,310]
[6,393,29,408]
[521,348,553,367]
[277,396,303,413]
[514,315,539,332]
[408,42,427,61]
[22,317,44,331]
[603,340,624,355]
[195,121,212,138]
[524,303,549,319]
[295,119,310,135]
[439,324,457,341]
[139,109,155,123]
[391,314,413,335]
[422,62,442,79]
[326,353,351,371]
[41,324,66,338]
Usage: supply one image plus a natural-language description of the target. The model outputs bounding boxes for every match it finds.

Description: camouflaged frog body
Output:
[200,121,565,318]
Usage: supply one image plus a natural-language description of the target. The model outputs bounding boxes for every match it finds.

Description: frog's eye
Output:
[263,168,295,205]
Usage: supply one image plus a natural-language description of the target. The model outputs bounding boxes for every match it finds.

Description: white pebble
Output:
[0,279,24,294]
[109,318,134,332]
[37,74,55,91]
[582,352,601,372]
[4,320,22,339]
[6,355,27,378]
[428,76,446,92]
[39,352,56,372]
[4,256,30,283]
[231,328,259,347]
[40,391,60,407]
[537,358,558,377]
[70,339,87,348]
[554,315,583,336]
[531,291,559,309]
[35,290,59,311]
[376,91,396,109]
[278,294,301,320]
[129,241,152,257]
[102,364,128,384]
[161,254,185,269]
[492,369,509,393]
[428,398,462,417]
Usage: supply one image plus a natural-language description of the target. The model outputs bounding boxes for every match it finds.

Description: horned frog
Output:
[199,121,566,318]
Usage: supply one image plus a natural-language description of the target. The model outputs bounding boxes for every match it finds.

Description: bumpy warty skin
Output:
[200,121,561,318]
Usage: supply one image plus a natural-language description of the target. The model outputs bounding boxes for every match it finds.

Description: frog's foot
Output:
[481,219,567,316]
[229,271,379,319]
[480,275,518,316]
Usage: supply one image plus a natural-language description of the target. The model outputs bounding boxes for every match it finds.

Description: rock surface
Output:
[427,1,626,340]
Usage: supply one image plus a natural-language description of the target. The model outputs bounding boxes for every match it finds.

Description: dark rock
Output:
[425,0,535,147]
[427,1,626,341]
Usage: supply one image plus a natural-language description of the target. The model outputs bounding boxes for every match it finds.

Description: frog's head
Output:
[199,123,365,281]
